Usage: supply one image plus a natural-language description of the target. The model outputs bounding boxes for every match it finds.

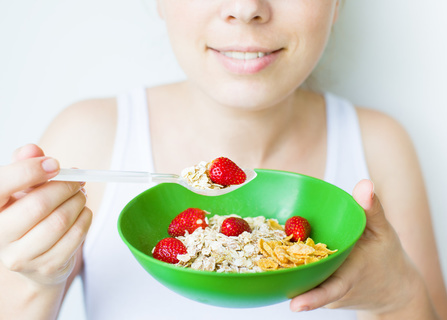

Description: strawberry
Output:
[220,217,252,237]
[285,216,311,242]
[152,237,187,264]
[168,208,208,237]
[208,157,247,186]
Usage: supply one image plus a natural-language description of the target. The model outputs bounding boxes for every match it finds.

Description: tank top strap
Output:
[323,92,370,194]
[112,87,153,171]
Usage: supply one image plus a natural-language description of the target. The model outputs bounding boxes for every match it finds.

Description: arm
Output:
[0,98,117,319]
[290,108,447,319]
[0,145,91,320]
[361,108,447,318]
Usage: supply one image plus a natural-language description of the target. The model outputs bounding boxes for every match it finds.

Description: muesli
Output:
[173,214,337,273]
[175,214,285,273]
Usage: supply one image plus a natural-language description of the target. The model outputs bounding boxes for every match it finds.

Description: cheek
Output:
[166,28,205,85]
[285,3,336,73]
[162,5,209,72]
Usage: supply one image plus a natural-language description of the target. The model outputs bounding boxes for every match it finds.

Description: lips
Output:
[209,47,282,74]
[220,51,272,60]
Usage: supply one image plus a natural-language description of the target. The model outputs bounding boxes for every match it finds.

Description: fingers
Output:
[0,157,60,207]
[8,190,87,262]
[12,144,45,162]
[352,179,389,235]
[0,180,84,243]
[289,180,395,313]
[0,144,91,286]
[289,274,353,312]
[7,144,51,202]
[352,179,374,210]
[34,206,92,274]
[2,206,92,285]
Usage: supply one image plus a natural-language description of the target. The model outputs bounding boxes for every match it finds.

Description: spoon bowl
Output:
[51,168,257,196]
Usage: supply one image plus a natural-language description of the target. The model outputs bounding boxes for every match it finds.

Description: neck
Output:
[177,81,313,167]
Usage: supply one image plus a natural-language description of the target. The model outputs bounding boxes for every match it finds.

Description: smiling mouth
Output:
[209,47,283,74]
[219,51,273,60]
[210,47,283,60]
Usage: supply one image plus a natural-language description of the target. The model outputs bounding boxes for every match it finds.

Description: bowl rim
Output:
[117,169,366,277]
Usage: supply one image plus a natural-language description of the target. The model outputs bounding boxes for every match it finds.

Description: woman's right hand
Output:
[0,144,92,287]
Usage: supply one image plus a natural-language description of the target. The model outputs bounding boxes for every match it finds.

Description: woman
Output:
[1,1,446,319]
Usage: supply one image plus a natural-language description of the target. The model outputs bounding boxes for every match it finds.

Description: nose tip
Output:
[221,0,271,24]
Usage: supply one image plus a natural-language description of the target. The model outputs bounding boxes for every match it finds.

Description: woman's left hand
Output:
[289,179,438,318]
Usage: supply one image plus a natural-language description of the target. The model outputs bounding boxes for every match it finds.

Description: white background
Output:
[1,1,446,319]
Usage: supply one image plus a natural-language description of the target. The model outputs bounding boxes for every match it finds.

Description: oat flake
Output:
[176,214,287,273]
[181,161,226,190]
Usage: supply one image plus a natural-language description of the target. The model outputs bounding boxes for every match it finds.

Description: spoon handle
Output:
[51,168,179,183]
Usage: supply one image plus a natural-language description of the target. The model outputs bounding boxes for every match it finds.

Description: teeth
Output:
[221,51,269,60]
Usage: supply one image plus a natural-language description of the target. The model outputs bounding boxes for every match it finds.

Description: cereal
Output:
[181,161,225,190]
[256,237,337,271]
[257,258,279,271]
[174,213,337,273]
[176,214,287,273]
[267,219,284,231]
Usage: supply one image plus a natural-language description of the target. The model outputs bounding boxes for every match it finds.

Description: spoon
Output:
[51,168,257,196]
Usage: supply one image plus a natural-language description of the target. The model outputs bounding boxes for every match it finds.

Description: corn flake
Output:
[257,258,279,271]
[256,236,337,271]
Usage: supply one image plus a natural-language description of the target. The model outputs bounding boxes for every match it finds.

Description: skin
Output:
[1,1,446,319]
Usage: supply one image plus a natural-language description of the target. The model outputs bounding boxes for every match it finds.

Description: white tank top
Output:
[81,87,369,320]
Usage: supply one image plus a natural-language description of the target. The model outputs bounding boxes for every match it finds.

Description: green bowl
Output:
[118,169,365,308]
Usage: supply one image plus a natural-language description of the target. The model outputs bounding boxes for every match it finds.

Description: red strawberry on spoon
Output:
[152,238,187,264]
[168,208,208,237]
[208,157,247,186]
[285,216,311,242]
[220,217,252,237]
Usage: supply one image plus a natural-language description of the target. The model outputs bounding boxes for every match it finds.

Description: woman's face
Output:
[157,0,339,110]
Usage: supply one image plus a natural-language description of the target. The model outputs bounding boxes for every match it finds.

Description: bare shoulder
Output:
[355,106,427,223]
[39,97,117,170]
[356,107,413,154]
[355,107,419,188]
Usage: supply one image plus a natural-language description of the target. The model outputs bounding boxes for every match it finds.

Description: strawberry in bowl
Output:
[285,216,311,242]
[168,208,209,237]
[220,216,252,237]
[152,238,188,264]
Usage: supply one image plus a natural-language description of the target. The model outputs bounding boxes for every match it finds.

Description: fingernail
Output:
[41,158,59,173]
[80,181,86,187]
[294,306,310,312]
[80,187,88,198]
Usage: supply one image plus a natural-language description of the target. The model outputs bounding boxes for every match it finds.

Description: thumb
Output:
[352,179,388,234]
[12,144,45,162]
